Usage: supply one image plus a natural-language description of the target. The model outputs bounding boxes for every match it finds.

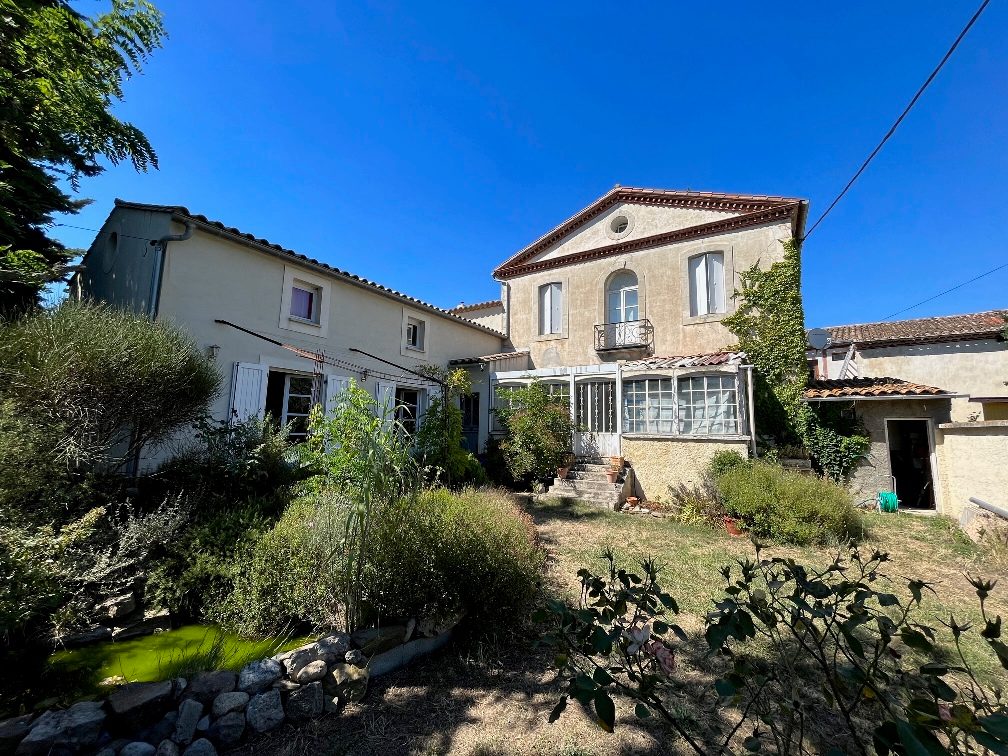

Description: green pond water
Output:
[48,625,313,693]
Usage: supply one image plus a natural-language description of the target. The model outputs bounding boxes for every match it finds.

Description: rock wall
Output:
[3,622,453,756]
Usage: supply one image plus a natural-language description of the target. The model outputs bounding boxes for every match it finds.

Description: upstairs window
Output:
[538,282,563,335]
[405,316,426,350]
[688,251,726,317]
[606,271,639,324]
[290,283,319,322]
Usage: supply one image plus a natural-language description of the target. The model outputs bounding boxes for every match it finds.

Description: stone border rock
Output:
[4,622,458,756]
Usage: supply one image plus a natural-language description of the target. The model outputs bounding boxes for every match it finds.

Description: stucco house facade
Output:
[805,311,1008,517]
[450,186,809,501]
[73,200,506,468]
[75,187,810,504]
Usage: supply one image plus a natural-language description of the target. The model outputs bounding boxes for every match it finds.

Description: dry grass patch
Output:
[229,494,1006,755]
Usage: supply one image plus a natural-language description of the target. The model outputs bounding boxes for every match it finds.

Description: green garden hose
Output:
[877,491,899,513]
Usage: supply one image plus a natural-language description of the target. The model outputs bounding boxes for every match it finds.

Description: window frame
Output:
[676,373,740,436]
[394,386,422,435]
[281,373,315,441]
[606,270,640,325]
[280,266,330,337]
[538,281,563,336]
[687,250,727,318]
[289,283,319,322]
[621,371,742,437]
[405,316,425,351]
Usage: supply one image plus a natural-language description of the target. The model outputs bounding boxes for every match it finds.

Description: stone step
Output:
[572,462,612,472]
[566,469,619,481]
[552,478,620,493]
[547,492,620,510]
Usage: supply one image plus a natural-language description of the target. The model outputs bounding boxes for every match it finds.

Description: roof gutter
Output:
[149,219,194,317]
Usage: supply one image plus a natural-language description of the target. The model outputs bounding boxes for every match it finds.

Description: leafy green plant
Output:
[716,460,863,545]
[706,449,750,479]
[493,381,574,484]
[538,548,1008,755]
[413,367,485,487]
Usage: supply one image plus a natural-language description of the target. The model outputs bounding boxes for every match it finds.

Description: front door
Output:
[574,380,619,458]
[460,392,480,453]
[886,419,936,509]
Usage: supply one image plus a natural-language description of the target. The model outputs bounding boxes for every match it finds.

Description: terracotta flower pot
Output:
[626,496,639,506]
[723,516,743,537]
[557,467,570,479]
[606,469,619,484]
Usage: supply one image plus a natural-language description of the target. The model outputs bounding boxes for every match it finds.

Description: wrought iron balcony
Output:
[594,319,654,351]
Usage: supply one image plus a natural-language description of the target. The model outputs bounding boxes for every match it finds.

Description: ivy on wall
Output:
[723,238,868,481]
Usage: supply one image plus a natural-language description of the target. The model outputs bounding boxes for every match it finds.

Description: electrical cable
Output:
[881,261,1008,320]
[803,0,991,240]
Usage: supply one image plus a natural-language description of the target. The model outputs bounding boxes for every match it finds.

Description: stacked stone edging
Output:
[2,621,457,756]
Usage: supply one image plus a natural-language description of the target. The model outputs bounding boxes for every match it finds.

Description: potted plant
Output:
[557,452,574,480]
[606,459,621,484]
[723,515,743,537]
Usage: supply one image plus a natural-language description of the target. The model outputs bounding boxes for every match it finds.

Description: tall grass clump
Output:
[716,461,863,545]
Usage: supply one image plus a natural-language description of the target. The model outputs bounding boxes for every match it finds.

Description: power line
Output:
[882,261,1008,320]
[803,0,991,240]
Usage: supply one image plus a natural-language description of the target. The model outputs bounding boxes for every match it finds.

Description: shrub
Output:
[146,502,272,623]
[494,381,573,484]
[706,449,749,479]
[155,414,307,515]
[0,301,221,472]
[667,477,726,528]
[217,487,544,639]
[366,487,544,630]
[716,460,862,545]
[538,548,1008,755]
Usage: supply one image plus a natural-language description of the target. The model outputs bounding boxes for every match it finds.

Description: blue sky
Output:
[56,1,1007,327]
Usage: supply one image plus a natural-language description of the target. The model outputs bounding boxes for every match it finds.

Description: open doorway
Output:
[886,419,935,509]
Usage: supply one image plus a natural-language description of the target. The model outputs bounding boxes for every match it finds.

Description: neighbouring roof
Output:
[968,396,1008,404]
[825,310,1008,349]
[448,349,530,366]
[624,351,748,370]
[449,299,503,313]
[106,200,505,337]
[493,186,808,279]
[804,377,954,401]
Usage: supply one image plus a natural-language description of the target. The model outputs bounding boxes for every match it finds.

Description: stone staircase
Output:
[548,457,628,509]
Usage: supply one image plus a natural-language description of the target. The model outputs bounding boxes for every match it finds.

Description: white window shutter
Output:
[230,362,268,425]
[707,252,725,314]
[551,283,563,334]
[688,255,706,317]
[374,380,396,413]
[325,374,351,417]
[538,285,549,335]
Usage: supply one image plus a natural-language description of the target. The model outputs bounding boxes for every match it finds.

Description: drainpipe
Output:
[149,218,194,318]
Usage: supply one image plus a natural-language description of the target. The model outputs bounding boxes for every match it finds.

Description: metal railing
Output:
[594,319,654,351]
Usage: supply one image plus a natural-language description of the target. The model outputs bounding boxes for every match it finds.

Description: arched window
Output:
[606,270,639,324]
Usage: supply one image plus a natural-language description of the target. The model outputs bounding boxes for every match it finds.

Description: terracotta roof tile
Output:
[826,310,1007,348]
[448,299,503,313]
[493,186,808,279]
[108,200,505,337]
[624,351,748,370]
[804,377,952,400]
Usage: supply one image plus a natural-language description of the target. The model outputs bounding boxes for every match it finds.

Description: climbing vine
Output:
[723,238,868,481]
